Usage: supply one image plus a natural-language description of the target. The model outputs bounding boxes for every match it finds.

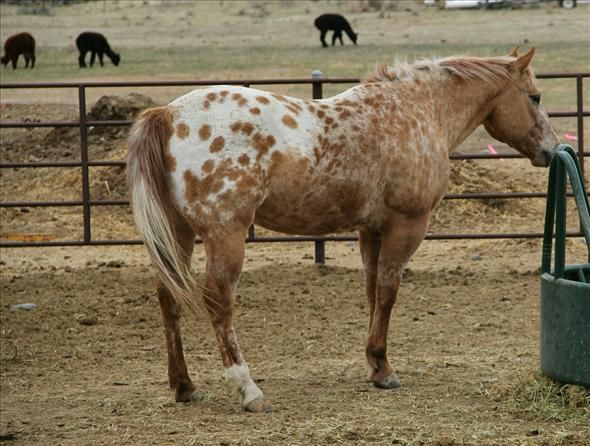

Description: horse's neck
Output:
[373,77,505,153]
[433,77,506,151]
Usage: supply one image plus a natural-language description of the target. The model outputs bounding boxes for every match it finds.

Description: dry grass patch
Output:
[483,370,590,423]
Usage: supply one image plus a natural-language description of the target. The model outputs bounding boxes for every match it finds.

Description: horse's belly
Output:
[254,180,369,235]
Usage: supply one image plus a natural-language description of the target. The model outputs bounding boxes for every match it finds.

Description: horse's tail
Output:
[126,106,200,314]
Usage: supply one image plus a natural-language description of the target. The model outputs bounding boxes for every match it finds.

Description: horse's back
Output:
[164,86,321,235]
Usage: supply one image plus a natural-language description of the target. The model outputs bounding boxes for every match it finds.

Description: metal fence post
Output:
[311,70,326,264]
[78,85,92,243]
[576,75,585,179]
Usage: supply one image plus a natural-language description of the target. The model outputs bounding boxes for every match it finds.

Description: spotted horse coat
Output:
[127,48,558,412]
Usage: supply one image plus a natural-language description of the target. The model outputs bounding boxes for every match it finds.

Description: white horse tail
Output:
[126,106,200,314]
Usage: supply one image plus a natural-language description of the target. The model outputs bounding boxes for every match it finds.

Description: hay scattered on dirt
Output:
[483,370,590,423]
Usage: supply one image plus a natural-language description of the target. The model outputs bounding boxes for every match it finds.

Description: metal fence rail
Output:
[1,73,588,263]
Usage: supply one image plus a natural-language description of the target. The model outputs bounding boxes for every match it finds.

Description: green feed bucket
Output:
[540,144,590,387]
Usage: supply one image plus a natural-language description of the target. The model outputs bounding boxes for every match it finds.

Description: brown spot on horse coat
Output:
[201,159,215,173]
[230,121,255,136]
[256,96,270,105]
[209,136,225,153]
[271,93,289,104]
[252,132,277,160]
[241,122,255,136]
[230,121,242,133]
[238,153,250,166]
[249,107,261,115]
[232,93,248,107]
[339,109,352,120]
[176,122,189,139]
[183,169,224,204]
[282,114,298,129]
[199,124,212,140]
[286,104,301,115]
[206,92,217,102]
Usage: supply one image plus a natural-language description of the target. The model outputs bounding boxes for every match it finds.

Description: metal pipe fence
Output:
[1,73,588,263]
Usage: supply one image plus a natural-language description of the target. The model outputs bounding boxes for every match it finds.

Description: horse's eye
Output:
[530,94,541,105]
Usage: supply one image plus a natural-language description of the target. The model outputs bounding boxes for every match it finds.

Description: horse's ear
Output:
[509,45,519,57]
[514,47,535,73]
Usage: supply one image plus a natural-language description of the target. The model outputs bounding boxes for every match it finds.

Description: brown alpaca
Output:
[1,32,36,69]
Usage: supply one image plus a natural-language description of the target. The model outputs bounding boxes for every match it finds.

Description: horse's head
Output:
[0,55,8,66]
[483,47,558,167]
[112,53,121,66]
[352,32,358,45]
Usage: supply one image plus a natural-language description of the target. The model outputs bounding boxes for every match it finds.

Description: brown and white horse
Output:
[127,48,558,412]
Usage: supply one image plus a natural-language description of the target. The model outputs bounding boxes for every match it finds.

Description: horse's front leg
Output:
[359,230,381,330]
[366,212,430,389]
[203,229,272,413]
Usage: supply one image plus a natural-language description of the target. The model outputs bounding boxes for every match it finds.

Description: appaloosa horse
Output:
[127,48,558,412]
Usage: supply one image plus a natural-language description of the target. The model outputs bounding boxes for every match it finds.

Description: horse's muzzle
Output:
[532,149,553,167]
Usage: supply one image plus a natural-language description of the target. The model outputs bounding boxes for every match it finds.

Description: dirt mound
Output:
[41,93,158,160]
[88,93,158,122]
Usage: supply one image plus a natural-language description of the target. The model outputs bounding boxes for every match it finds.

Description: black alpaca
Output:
[314,14,358,48]
[1,32,36,69]
[76,32,120,68]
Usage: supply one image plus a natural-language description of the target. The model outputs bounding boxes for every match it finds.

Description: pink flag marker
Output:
[487,143,504,161]
[564,133,578,141]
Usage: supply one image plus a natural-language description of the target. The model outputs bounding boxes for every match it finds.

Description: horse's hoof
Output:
[244,396,273,413]
[175,389,202,403]
[373,374,401,389]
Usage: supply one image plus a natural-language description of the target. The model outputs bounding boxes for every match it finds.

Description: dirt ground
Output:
[1,237,589,446]
[1,99,589,444]
[1,1,590,445]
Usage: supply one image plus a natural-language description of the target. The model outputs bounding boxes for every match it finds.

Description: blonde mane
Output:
[363,55,526,84]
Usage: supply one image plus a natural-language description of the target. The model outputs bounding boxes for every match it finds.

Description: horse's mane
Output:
[363,55,526,83]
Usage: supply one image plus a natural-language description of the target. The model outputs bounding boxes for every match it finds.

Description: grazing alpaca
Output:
[1,32,36,69]
[76,32,120,68]
[314,14,358,47]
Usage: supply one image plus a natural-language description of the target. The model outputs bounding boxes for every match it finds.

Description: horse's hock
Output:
[540,145,590,387]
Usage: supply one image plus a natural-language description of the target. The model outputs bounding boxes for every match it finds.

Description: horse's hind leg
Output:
[157,221,199,402]
[365,212,430,389]
[203,229,271,413]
